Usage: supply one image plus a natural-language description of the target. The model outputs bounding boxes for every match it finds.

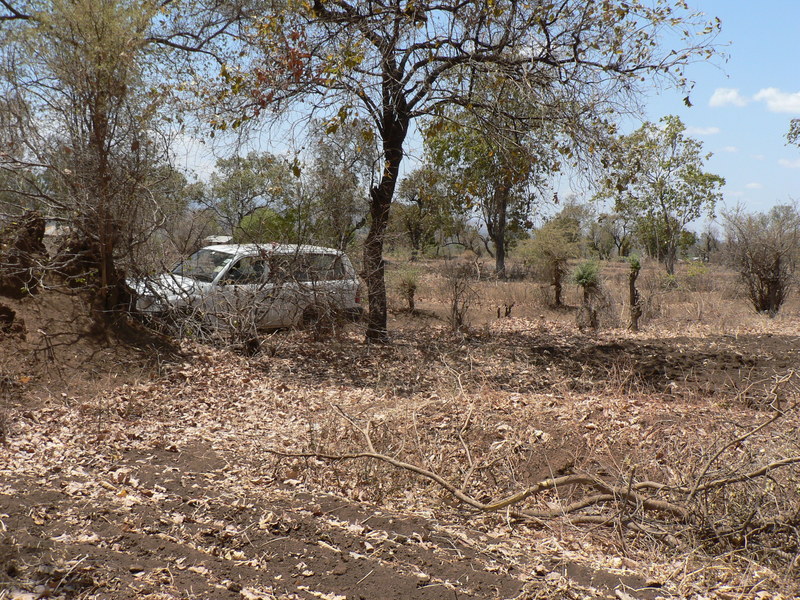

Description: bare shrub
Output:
[531,283,553,311]
[273,389,800,576]
[441,261,476,330]
[638,267,672,323]
[298,296,352,342]
[501,259,531,281]
[480,280,532,320]
[723,204,800,317]
[0,211,47,298]
[129,209,220,278]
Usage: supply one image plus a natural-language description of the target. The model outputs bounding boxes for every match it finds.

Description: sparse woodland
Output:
[3,250,800,599]
[2,1,800,599]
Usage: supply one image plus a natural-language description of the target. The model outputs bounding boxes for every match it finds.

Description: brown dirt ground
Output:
[2,292,799,599]
[266,317,800,406]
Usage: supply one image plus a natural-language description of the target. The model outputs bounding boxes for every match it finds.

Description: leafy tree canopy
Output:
[236,206,301,244]
[422,90,558,274]
[209,152,299,235]
[598,115,724,274]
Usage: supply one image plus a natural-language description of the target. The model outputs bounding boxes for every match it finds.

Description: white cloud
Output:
[708,87,800,114]
[754,88,800,114]
[751,154,766,161]
[686,126,721,136]
[745,182,763,189]
[709,88,749,108]
[722,146,738,153]
[779,158,800,169]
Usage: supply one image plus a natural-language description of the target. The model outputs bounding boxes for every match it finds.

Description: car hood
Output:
[128,273,211,301]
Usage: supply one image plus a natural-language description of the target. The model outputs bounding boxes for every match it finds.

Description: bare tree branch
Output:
[0,0,30,20]
[688,389,797,502]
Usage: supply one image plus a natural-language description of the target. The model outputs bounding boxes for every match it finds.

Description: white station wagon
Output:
[132,243,363,328]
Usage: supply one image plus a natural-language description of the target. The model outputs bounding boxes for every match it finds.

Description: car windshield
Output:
[171,249,234,283]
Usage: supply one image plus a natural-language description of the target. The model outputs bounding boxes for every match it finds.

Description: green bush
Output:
[394,267,420,312]
[572,260,600,291]
[684,260,712,291]
[660,272,679,290]
[572,260,603,330]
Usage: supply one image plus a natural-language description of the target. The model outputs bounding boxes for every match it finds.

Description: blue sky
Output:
[642,0,800,215]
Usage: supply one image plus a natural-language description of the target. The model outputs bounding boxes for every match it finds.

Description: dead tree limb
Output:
[268,402,800,560]
[688,393,797,502]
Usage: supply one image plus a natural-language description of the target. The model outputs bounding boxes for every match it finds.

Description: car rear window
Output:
[263,253,347,282]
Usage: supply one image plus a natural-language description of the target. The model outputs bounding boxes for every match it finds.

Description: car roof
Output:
[202,243,345,258]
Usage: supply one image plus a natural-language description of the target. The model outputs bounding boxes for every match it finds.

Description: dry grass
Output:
[386,256,800,337]
[352,255,800,594]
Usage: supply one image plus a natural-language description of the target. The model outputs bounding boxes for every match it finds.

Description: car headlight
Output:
[136,295,160,312]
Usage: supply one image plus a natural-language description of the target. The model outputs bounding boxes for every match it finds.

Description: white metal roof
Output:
[203,243,345,257]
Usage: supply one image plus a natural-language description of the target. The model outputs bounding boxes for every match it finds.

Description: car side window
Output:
[267,256,294,282]
[304,254,345,281]
[280,255,314,282]
[224,257,264,284]
[262,253,347,282]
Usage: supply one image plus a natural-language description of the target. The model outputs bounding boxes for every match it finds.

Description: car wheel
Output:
[300,302,339,336]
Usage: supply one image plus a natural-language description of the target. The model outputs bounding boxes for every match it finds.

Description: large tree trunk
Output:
[363,79,408,342]
[493,194,506,278]
[660,211,677,276]
[485,186,509,277]
[664,246,677,276]
[363,191,391,341]
[90,89,130,319]
[628,262,642,331]
[552,264,564,307]
[494,235,505,278]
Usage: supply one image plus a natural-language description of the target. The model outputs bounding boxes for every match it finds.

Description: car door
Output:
[298,253,358,318]
[264,252,337,325]
[261,253,306,327]
[326,253,360,312]
[211,256,284,329]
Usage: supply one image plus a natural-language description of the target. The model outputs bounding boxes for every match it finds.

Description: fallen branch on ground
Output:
[267,401,800,565]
